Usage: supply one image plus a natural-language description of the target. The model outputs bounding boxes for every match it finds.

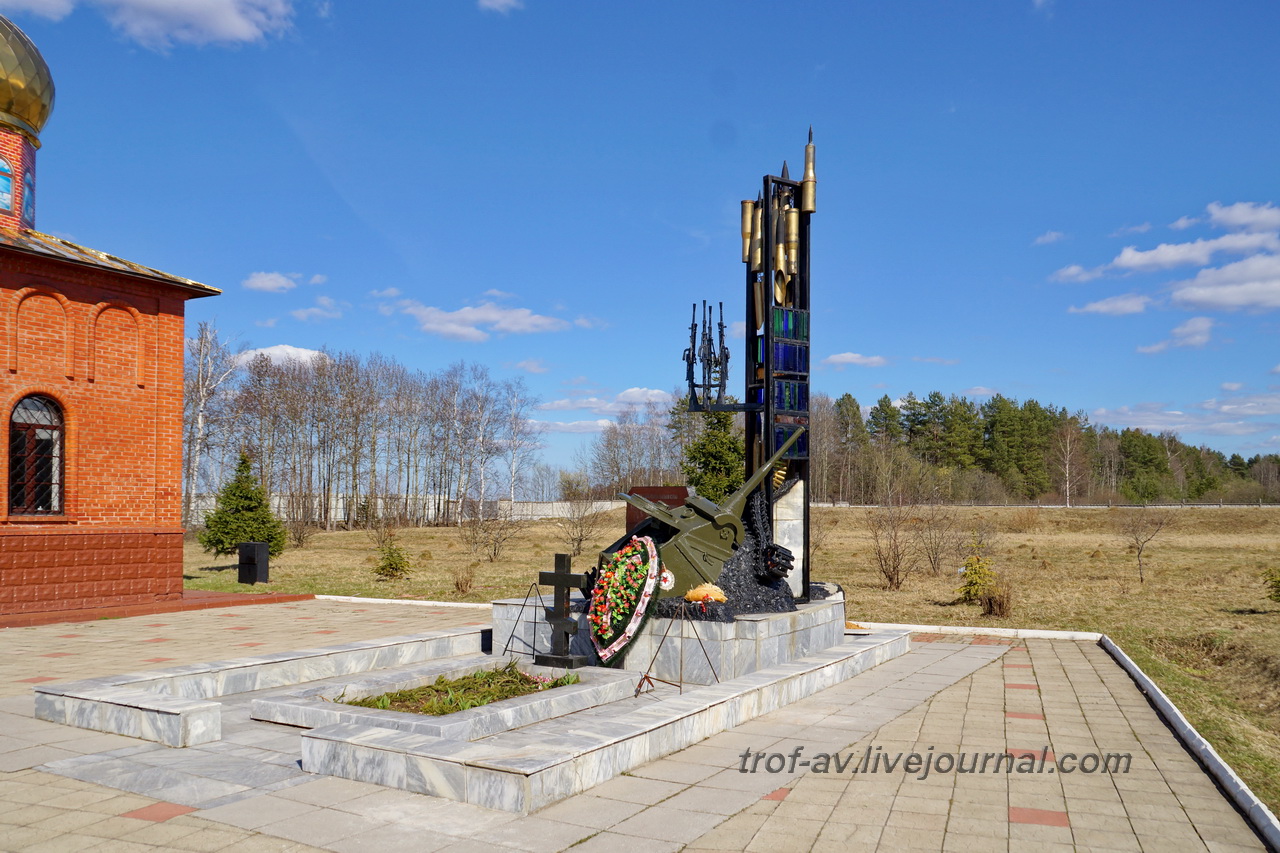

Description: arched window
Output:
[0,156,12,213]
[9,395,63,515]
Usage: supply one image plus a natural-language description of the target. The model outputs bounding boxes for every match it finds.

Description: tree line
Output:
[807,391,1280,506]
[183,323,542,531]
[184,322,1278,531]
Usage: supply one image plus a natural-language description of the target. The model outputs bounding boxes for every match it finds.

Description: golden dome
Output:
[0,15,53,147]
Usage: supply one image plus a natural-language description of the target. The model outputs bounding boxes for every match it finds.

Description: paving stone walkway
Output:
[0,599,1268,851]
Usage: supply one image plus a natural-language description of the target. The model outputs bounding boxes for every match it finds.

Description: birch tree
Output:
[182,322,241,526]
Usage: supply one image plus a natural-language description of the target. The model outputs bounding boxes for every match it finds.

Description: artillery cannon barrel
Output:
[721,427,805,519]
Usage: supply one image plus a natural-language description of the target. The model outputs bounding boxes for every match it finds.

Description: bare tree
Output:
[526,463,562,502]
[460,503,528,562]
[1118,508,1174,584]
[500,379,544,501]
[914,500,962,576]
[182,322,241,526]
[808,392,839,502]
[809,506,839,555]
[554,471,607,556]
[867,503,920,590]
[219,350,549,535]
[556,503,607,558]
[1051,413,1090,507]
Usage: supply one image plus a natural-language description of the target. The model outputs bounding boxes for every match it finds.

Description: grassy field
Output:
[184,505,1280,812]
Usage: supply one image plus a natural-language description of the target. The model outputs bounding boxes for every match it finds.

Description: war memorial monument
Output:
[31,128,915,813]
[6,13,1275,850]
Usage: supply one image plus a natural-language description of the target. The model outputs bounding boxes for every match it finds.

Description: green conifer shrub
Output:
[373,537,411,581]
[681,409,745,503]
[956,537,996,603]
[1264,566,1280,604]
[197,453,287,557]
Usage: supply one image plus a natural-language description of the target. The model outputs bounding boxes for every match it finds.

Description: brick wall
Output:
[0,245,192,614]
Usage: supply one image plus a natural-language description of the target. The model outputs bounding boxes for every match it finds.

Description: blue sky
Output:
[4,0,1280,466]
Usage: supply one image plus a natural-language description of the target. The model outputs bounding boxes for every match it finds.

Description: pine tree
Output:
[198,452,287,557]
[834,393,869,449]
[867,395,903,446]
[681,409,745,503]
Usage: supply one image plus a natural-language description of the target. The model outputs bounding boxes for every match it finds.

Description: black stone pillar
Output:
[238,542,269,585]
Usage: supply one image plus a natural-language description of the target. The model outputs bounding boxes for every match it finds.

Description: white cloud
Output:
[290,295,342,322]
[477,0,521,11]
[1137,316,1213,354]
[1207,201,1280,233]
[308,274,327,285]
[964,386,997,397]
[1033,230,1066,246]
[1200,393,1280,418]
[1110,223,1151,237]
[1067,293,1150,315]
[728,320,746,339]
[822,352,887,368]
[236,343,325,366]
[1093,402,1267,436]
[1170,315,1215,346]
[483,289,515,299]
[538,387,672,416]
[616,387,672,406]
[370,287,400,298]
[254,317,277,328]
[396,300,569,342]
[3,0,296,48]
[0,0,74,17]
[1110,232,1280,272]
[1272,364,1280,375]
[1221,382,1244,392]
[512,359,548,374]
[1051,264,1104,283]
[1054,203,1280,292]
[913,356,959,365]
[1170,253,1280,311]
[535,419,612,434]
[242,271,297,293]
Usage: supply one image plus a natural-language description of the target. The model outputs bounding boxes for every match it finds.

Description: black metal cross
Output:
[534,553,591,669]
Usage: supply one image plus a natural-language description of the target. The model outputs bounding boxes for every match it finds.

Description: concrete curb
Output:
[314,595,492,610]
[1099,635,1280,852]
[853,621,1104,641]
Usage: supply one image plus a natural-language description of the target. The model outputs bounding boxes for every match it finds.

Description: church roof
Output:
[0,15,54,146]
[0,226,220,297]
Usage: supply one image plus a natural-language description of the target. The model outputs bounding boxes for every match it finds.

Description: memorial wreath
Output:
[588,535,661,664]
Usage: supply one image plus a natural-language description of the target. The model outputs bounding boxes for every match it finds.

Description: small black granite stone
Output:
[652,598,735,622]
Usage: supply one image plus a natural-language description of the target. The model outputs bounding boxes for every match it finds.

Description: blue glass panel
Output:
[773,424,809,459]
[773,380,809,412]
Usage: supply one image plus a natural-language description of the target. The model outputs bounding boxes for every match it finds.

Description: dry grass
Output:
[183,505,1280,811]
[818,505,1280,812]
[182,510,629,603]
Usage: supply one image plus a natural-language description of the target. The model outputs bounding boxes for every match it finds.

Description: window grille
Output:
[9,395,63,515]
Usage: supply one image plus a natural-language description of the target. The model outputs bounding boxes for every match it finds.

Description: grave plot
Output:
[297,628,909,812]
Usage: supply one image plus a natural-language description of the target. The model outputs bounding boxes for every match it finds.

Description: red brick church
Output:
[0,16,219,616]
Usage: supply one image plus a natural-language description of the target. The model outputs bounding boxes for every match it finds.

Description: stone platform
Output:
[300,630,909,812]
[25,597,910,814]
[492,586,846,685]
[33,626,486,746]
